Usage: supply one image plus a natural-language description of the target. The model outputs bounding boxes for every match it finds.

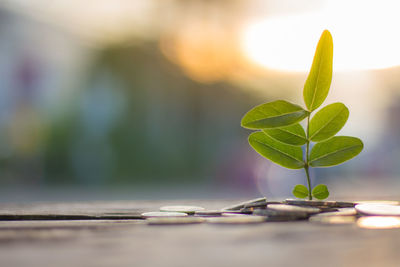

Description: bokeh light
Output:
[242,0,400,72]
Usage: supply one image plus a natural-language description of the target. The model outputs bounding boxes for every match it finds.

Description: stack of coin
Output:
[254,204,320,221]
[354,203,400,229]
[159,205,205,215]
[139,197,400,228]
[221,197,268,211]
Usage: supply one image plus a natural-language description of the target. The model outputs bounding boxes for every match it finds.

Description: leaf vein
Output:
[309,106,345,139]
[310,144,361,163]
[249,110,304,125]
[252,139,303,164]
[309,50,324,109]
[278,128,306,140]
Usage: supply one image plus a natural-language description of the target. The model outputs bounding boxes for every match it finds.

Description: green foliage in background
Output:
[241,30,363,200]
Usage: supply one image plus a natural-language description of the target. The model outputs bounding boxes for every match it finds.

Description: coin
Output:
[206,216,265,224]
[253,209,309,221]
[244,201,282,209]
[335,201,357,208]
[221,212,251,217]
[355,204,400,216]
[221,197,267,211]
[314,208,357,217]
[285,199,354,208]
[147,217,205,225]
[357,216,400,229]
[159,206,205,214]
[240,201,284,214]
[194,210,223,217]
[315,207,340,212]
[285,199,329,206]
[239,207,254,214]
[355,200,400,205]
[310,215,356,224]
[141,212,188,218]
[268,204,320,214]
[243,202,267,209]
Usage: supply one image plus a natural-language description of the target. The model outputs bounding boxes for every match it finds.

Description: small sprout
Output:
[292,184,309,199]
[312,184,330,200]
[241,30,363,200]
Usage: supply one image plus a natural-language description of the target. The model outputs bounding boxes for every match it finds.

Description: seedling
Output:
[241,30,363,200]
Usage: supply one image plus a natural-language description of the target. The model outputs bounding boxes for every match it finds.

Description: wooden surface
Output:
[0,200,399,267]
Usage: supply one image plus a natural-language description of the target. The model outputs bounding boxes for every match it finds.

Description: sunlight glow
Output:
[241,0,400,72]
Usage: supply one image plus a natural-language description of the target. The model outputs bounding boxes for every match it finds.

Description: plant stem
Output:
[305,114,312,200]
[304,163,312,200]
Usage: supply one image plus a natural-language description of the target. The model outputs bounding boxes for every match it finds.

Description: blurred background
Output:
[0,0,399,201]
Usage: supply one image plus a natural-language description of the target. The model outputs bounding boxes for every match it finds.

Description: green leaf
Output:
[292,184,309,199]
[248,132,304,169]
[263,123,307,146]
[309,102,349,142]
[241,100,308,130]
[309,136,363,167]
[312,184,329,200]
[303,30,333,111]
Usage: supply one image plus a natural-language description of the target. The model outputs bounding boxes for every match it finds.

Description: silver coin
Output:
[239,201,283,212]
[206,216,265,224]
[194,210,223,217]
[221,212,251,217]
[141,211,188,218]
[285,199,354,208]
[243,201,282,209]
[239,207,255,214]
[310,215,356,224]
[253,209,309,221]
[285,199,329,206]
[335,201,356,208]
[268,204,320,214]
[159,205,205,214]
[147,217,205,225]
[221,197,267,211]
[243,202,267,209]
[240,202,283,214]
[313,208,357,217]
[357,216,400,229]
[355,200,400,205]
[316,207,340,212]
[355,204,400,216]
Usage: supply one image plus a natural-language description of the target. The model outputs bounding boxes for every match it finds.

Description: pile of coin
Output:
[141,198,400,228]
